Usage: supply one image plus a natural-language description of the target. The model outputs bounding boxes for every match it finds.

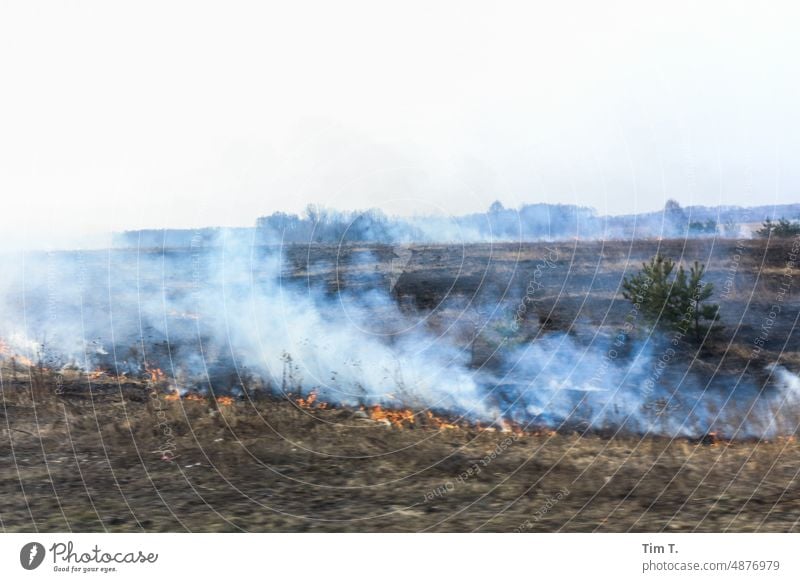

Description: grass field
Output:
[3,386,800,532]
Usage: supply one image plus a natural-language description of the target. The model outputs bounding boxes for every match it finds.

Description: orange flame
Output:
[365,405,415,427]
[424,410,459,430]
[16,355,35,367]
[497,419,526,435]
[162,390,235,406]
[296,392,318,408]
[0,339,44,367]
[145,366,166,385]
[164,390,180,402]
[295,391,328,409]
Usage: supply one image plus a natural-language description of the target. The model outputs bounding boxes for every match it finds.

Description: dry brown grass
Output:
[2,379,800,532]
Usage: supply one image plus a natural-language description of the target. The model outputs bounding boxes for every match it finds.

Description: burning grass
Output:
[293,390,463,429]
[1,350,797,442]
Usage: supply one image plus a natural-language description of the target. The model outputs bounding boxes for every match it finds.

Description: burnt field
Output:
[1,238,800,531]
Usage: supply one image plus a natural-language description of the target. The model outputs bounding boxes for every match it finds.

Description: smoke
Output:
[1,235,798,440]
[483,335,800,439]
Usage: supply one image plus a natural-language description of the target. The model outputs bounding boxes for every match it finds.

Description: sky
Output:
[1,0,799,248]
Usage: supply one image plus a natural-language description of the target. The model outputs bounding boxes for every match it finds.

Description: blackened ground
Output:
[289,239,800,374]
[2,385,800,532]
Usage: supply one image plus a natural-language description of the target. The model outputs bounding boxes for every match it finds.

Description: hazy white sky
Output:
[1,0,799,247]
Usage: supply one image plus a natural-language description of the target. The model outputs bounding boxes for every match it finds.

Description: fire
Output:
[497,419,526,435]
[293,397,487,432]
[0,340,35,367]
[86,369,127,383]
[364,405,416,427]
[164,389,180,402]
[424,410,459,430]
[162,390,235,406]
[16,355,35,367]
[702,431,721,446]
[361,405,464,429]
[296,392,318,408]
[473,419,531,435]
[146,366,166,384]
[295,391,328,410]
[689,431,726,446]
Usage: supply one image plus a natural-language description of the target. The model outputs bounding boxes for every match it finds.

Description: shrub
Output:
[757,217,800,238]
[622,255,719,342]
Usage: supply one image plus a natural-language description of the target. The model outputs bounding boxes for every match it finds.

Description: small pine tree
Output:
[622,254,677,326]
[774,218,800,237]
[622,255,720,342]
[756,218,774,238]
[672,261,720,341]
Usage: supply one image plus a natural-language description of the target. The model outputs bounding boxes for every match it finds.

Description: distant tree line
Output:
[255,202,598,243]
[112,201,800,248]
[254,200,762,244]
